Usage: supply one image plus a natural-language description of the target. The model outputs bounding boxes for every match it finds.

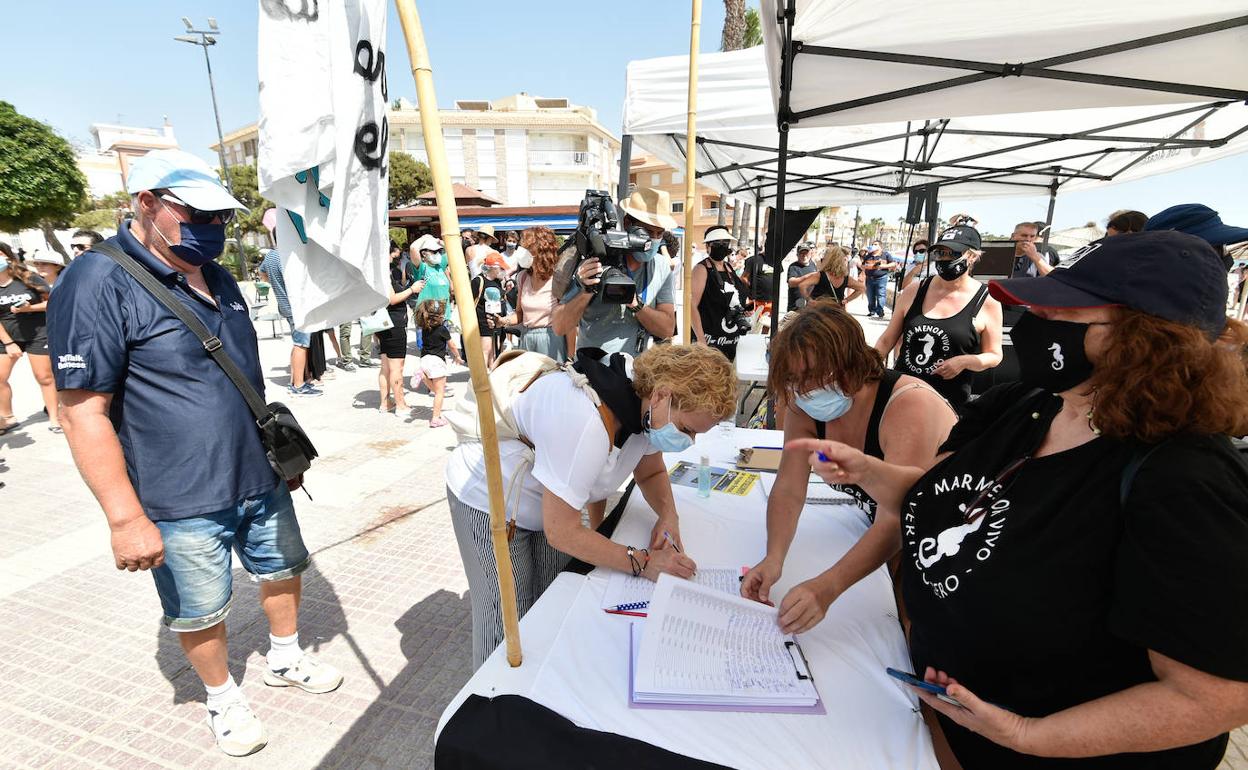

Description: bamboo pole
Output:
[681,0,702,345]
[394,0,522,667]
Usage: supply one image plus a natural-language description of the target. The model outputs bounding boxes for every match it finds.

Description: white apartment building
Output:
[77,120,179,197]
[213,93,620,207]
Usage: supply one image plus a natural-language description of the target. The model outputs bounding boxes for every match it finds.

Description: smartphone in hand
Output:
[885,667,965,708]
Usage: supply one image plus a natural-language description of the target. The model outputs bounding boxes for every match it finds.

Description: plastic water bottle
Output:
[698,454,712,498]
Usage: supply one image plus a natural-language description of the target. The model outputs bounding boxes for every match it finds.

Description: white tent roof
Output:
[622,2,1248,208]
[759,0,1248,128]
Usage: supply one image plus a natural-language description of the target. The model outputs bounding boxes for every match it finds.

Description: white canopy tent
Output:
[622,1,1248,211]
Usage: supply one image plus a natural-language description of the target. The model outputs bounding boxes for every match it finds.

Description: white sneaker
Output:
[263,653,344,694]
[206,700,267,757]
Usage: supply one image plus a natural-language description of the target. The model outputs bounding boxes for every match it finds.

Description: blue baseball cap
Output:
[1144,204,1248,247]
[126,149,247,212]
[989,231,1228,338]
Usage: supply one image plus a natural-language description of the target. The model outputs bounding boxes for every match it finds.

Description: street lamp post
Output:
[175,18,245,278]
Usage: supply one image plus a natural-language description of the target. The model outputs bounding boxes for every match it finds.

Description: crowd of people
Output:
[4,145,1247,766]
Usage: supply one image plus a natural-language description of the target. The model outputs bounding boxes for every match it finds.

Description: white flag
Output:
[257,0,391,330]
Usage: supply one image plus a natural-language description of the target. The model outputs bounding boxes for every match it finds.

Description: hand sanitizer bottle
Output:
[698,454,712,498]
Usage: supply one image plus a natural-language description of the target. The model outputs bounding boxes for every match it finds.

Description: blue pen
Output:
[662,530,681,553]
[817,452,831,463]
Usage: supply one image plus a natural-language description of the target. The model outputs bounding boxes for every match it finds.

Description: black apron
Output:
[894,277,988,411]
[695,260,748,360]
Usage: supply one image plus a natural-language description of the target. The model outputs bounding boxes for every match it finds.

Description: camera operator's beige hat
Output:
[476,224,497,243]
[619,187,678,231]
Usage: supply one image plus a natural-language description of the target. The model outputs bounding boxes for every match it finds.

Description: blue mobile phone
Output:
[886,667,965,708]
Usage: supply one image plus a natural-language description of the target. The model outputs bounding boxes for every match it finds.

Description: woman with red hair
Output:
[797,231,1248,768]
[507,226,570,361]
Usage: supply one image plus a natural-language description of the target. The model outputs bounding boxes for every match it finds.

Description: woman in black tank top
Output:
[795,245,863,307]
[740,300,957,634]
[874,224,1004,413]
[692,229,750,361]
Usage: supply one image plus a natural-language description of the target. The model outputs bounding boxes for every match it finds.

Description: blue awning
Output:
[454,215,685,238]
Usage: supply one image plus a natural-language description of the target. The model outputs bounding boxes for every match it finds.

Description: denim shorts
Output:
[151,483,310,632]
[285,316,311,348]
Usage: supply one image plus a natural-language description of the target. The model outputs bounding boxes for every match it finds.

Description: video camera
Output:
[574,189,654,305]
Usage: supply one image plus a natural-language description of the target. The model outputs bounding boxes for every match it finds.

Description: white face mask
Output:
[514,246,533,269]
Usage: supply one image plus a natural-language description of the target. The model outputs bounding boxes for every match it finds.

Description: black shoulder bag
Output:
[93,242,318,481]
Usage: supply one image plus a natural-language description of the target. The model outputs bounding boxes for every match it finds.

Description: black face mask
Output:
[934,255,969,281]
[709,242,732,261]
[1010,312,1097,394]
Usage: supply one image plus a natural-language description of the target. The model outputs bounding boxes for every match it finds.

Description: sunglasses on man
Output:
[70,243,92,253]
[159,193,236,225]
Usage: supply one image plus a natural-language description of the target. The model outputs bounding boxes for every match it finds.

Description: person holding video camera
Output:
[692,226,751,361]
[551,188,677,355]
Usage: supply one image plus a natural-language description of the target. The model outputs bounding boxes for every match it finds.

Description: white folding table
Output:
[436,428,938,769]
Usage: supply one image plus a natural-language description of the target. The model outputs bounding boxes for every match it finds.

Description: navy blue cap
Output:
[1145,204,1248,247]
[989,231,1228,337]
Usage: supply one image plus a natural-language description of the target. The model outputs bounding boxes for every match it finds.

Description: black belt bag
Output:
[94,242,318,480]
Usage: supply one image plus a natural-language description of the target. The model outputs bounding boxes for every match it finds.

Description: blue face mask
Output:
[633,238,662,264]
[156,201,227,267]
[794,386,853,423]
[645,396,694,453]
[0,259,8,272]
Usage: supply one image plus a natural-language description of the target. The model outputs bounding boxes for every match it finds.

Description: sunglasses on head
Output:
[159,193,235,225]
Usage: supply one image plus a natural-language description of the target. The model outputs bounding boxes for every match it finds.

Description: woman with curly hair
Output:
[795,231,1248,768]
[507,226,570,361]
[445,343,737,668]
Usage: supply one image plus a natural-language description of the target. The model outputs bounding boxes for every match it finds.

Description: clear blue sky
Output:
[5,0,1246,234]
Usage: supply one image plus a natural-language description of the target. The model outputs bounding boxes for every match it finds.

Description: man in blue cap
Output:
[1145,203,1248,271]
[47,150,342,757]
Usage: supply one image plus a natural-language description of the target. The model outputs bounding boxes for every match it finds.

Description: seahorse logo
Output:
[1049,342,1064,371]
[914,333,936,366]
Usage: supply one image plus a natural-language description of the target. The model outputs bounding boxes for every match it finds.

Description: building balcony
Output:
[528,150,599,171]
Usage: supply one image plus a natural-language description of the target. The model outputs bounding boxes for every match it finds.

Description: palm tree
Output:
[744,6,763,47]
[722,0,746,51]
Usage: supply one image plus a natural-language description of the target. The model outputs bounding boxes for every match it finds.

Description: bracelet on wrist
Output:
[627,545,642,577]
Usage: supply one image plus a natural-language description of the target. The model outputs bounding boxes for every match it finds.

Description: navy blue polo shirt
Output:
[47,223,277,521]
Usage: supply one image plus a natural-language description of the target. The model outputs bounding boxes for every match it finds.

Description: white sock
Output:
[205,677,243,711]
[267,632,301,670]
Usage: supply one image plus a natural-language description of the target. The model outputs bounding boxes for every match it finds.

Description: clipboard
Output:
[627,624,826,715]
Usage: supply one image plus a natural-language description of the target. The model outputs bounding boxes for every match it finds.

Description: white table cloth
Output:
[437,428,938,769]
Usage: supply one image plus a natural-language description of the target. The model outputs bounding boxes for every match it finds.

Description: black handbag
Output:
[93,242,318,481]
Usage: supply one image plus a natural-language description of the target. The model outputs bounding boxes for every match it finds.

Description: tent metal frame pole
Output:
[695,99,1240,204]
[790,15,1248,121]
[1043,173,1059,250]
[753,190,762,256]
[617,134,633,201]
[764,0,797,430]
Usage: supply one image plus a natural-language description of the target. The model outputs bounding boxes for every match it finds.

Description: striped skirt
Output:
[447,487,570,670]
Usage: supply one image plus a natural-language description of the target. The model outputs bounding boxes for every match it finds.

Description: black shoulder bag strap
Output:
[93,242,269,419]
[92,241,317,480]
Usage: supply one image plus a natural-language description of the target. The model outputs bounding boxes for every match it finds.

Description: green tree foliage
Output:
[389,151,433,209]
[857,217,887,243]
[389,227,409,249]
[224,164,276,237]
[71,209,120,232]
[0,101,88,232]
[744,6,762,47]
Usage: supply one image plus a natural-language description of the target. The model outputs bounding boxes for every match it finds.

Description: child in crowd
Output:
[411,300,463,428]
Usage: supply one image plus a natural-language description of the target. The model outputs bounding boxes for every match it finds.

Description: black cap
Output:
[989,231,1227,338]
[934,225,982,255]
